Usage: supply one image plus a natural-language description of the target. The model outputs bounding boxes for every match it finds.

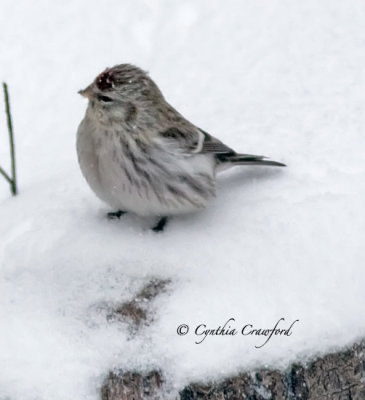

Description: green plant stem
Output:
[2,82,17,195]
[0,165,12,184]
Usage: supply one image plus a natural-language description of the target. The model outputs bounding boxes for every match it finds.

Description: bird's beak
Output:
[78,84,94,100]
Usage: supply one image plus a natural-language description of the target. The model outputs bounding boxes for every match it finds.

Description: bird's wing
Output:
[157,127,235,156]
[156,126,285,166]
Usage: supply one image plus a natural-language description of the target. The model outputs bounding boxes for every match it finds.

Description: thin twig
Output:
[1,82,17,195]
[0,165,12,184]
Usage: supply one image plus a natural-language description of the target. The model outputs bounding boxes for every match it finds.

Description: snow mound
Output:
[1,1,365,399]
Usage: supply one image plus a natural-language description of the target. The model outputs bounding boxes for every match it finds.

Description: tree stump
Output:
[101,341,365,399]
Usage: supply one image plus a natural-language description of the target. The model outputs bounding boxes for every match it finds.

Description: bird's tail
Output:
[217,153,286,167]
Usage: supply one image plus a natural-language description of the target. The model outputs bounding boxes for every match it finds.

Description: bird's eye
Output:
[97,95,113,102]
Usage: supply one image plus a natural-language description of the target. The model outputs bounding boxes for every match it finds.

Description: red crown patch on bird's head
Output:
[96,69,114,91]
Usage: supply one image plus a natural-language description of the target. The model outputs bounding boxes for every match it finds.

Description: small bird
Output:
[77,64,285,232]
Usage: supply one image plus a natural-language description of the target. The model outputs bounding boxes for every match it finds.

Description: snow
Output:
[1,0,365,399]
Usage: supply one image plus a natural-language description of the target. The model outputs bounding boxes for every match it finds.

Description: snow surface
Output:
[1,0,365,399]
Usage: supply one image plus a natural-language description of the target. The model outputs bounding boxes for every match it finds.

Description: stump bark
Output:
[101,340,365,399]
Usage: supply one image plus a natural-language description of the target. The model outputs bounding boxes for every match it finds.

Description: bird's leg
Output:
[151,217,168,233]
[107,210,127,220]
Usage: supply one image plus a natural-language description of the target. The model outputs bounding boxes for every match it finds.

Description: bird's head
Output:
[79,64,164,124]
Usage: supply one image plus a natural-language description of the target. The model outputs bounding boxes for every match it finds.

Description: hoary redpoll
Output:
[77,64,285,231]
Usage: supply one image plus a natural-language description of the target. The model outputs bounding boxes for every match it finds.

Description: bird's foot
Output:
[107,210,127,220]
[151,217,168,233]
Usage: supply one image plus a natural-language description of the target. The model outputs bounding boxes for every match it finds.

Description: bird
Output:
[76,64,285,232]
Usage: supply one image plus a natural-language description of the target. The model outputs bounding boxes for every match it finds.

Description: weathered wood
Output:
[101,370,163,400]
[101,341,365,399]
[108,279,171,327]
[180,341,365,399]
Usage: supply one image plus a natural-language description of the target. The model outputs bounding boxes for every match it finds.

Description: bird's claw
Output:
[107,210,126,219]
[151,217,168,233]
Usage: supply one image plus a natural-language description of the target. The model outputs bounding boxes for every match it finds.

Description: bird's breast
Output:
[77,121,216,216]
